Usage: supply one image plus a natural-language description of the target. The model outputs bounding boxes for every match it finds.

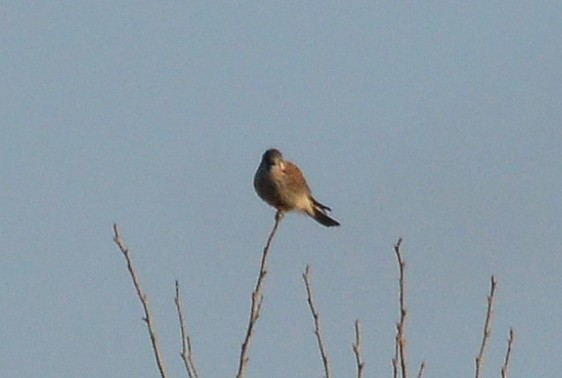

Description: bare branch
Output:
[501,328,515,378]
[392,334,399,378]
[174,280,199,378]
[475,275,497,378]
[416,362,426,378]
[236,211,283,378]
[112,224,168,378]
[302,265,331,378]
[393,238,408,378]
[352,319,365,378]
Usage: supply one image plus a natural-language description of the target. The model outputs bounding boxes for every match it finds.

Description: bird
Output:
[254,148,340,227]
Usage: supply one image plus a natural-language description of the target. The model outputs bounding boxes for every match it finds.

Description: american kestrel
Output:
[254,149,340,227]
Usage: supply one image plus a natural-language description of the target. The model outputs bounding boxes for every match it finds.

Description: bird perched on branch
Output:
[254,149,340,227]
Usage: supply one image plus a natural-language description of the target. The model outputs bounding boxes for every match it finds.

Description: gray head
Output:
[261,148,284,167]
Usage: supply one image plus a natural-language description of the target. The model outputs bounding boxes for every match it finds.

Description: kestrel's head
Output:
[261,148,284,168]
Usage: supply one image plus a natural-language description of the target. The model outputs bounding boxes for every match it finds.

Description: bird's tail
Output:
[309,198,340,227]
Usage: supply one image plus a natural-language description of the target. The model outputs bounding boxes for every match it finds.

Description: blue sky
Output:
[2,2,561,377]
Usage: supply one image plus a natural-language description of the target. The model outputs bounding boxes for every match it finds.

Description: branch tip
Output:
[236,215,282,378]
[111,224,168,378]
[302,264,331,378]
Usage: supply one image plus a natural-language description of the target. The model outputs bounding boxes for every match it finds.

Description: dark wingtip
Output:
[311,197,332,212]
[312,209,340,227]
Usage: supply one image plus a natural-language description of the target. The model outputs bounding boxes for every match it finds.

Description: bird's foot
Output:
[275,210,285,222]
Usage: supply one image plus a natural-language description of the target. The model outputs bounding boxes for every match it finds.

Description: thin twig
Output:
[416,362,426,378]
[236,211,283,378]
[112,224,168,378]
[302,265,331,378]
[500,328,515,378]
[352,319,365,378]
[392,334,399,378]
[393,238,408,378]
[174,280,199,378]
[475,275,497,378]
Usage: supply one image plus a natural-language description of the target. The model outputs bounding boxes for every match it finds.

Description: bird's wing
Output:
[282,161,311,194]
